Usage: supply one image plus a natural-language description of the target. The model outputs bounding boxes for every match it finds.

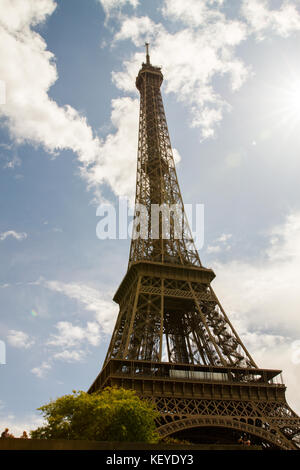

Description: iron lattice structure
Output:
[89,48,300,449]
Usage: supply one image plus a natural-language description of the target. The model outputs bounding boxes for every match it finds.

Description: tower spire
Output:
[145,42,150,65]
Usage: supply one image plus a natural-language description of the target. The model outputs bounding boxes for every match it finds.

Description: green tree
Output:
[30,387,160,443]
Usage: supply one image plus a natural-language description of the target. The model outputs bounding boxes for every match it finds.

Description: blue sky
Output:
[1,0,300,434]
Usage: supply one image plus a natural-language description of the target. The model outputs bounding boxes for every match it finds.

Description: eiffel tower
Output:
[89,45,300,450]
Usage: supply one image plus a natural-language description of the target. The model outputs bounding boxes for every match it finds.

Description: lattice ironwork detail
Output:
[149,396,300,450]
[104,271,256,368]
[129,55,200,268]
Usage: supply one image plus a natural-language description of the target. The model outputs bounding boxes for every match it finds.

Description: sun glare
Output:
[263,73,300,138]
[284,81,300,116]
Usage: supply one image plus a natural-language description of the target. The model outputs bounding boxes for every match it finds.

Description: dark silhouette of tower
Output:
[89,46,300,450]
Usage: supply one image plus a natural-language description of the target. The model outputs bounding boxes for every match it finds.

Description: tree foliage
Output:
[30,387,160,443]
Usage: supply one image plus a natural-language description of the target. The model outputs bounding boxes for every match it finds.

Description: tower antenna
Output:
[145,42,150,65]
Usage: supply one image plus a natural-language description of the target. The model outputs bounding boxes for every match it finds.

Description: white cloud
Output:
[213,212,300,336]
[112,10,249,139]
[216,233,232,243]
[0,0,140,203]
[206,244,221,254]
[42,280,117,366]
[267,211,300,262]
[114,15,161,45]
[0,230,27,241]
[225,150,244,168]
[98,0,139,18]
[172,147,181,165]
[31,361,51,378]
[206,233,232,254]
[44,280,118,334]
[27,279,118,374]
[0,410,44,436]
[47,321,101,349]
[161,0,225,27]
[52,349,86,362]
[0,0,56,31]
[6,330,34,349]
[80,97,139,203]
[32,321,98,375]
[241,0,300,39]
[2,150,21,169]
[0,0,103,168]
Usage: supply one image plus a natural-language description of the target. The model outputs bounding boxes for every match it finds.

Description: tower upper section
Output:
[136,59,163,92]
[129,46,201,268]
